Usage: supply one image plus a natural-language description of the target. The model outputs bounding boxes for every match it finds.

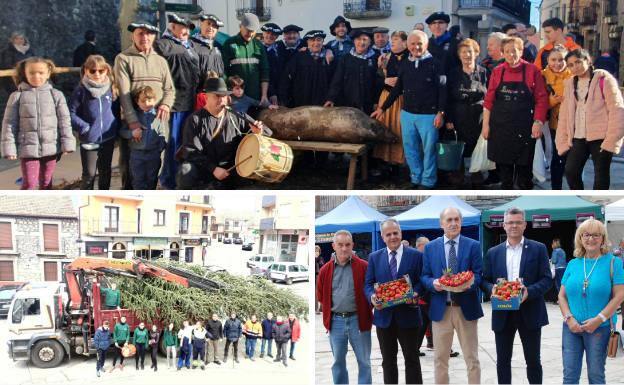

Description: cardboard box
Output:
[491,295,521,311]
[374,275,415,309]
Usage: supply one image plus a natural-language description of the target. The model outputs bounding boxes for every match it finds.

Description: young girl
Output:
[542,45,572,190]
[1,57,75,189]
[70,55,119,190]
[555,48,624,190]
[148,324,160,372]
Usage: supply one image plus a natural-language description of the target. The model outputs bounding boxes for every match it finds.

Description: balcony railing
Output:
[459,0,530,23]
[569,4,599,26]
[82,219,138,235]
[344,0,392,20]
[236,0,271,22]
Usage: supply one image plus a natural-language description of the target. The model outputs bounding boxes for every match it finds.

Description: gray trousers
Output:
[206,339,220,363]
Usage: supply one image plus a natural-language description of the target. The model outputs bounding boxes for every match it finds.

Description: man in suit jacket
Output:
[317,230,373,384]
[421,207,483,384]
[481,207,552,384]
[364,219,423,384]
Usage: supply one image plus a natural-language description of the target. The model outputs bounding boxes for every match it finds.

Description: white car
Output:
[247,254,276,273]
[267,263,309,285]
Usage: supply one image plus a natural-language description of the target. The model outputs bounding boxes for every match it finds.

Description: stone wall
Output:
[12,217,79,282]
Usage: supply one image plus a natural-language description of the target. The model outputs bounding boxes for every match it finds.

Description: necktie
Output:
[448,240,457,273]
[389,250,398,279]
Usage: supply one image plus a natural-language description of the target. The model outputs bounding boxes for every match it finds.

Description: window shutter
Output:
[43,224,59,252]
[43,261,58,281]
[0,222,12,249]
[0,261,14,281]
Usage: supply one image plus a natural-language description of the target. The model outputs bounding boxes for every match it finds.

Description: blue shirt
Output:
[561,253,624,327]
[551,248,567,269]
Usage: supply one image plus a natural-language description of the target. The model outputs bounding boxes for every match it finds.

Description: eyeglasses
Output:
[504,221,524,226]
[88,68,107,75]
[581,233,603,240]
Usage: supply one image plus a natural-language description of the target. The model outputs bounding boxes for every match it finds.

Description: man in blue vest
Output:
[481,207,552,384]
[364,218,423,384]
[421,207,483,384]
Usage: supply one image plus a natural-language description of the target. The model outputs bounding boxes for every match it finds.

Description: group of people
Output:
[1,12,623,190]
[317,209,624,384]
[92,312,301,377]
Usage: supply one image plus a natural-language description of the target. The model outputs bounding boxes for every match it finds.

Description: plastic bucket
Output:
[437,130,465,171]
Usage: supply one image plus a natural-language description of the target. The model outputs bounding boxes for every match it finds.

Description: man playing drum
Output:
[175,77,265,189]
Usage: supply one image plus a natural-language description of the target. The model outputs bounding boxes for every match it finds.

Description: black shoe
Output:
[483,173,500,186]
[136,365,139,370]
[273,358,280,362]
[223,358,228,363]
[289,355,295,360]
[260,353,264,358]
[450,350,460,358]
[267,354,273,358]
[214,361,221,365]
[177,367,181,371]
[419,351,425,357]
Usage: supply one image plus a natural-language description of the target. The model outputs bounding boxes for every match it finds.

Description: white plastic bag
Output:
[469,135,496,173]
[533,137,547,183]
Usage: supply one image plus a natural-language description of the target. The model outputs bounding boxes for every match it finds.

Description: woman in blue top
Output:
[551,238,567,296]
[558,219,624,384]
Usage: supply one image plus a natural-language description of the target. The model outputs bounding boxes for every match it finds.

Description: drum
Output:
[235,134,293,183]
[121,343,136,358]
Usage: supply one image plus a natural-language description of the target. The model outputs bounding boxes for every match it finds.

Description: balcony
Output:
[175,224,209,237]
[259,217,275,230]
[568,3,599,26]
[458,0,531,23]
[262,195,276,208]
[82,219,138,236]
[236,0,271,22]
[344,0,392,20]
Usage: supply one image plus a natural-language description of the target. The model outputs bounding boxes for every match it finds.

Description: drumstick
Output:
[226,155,252,172]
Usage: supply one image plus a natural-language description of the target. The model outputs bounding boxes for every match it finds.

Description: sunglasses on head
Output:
[88,68,107,75]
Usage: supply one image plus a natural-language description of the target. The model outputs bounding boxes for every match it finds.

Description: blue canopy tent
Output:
[315,196,387,260]
[393,196,481,242]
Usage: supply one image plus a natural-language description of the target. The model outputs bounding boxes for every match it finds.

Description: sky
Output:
[530,0,541,28]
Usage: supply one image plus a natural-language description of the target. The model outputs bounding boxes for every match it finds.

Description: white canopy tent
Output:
[605,198,624,245]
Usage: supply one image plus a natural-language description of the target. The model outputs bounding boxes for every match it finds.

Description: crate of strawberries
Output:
[373,275,416,309]
[491,279,523,310]
[438,269,475,292]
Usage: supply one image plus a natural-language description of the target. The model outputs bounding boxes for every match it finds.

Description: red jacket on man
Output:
[316,254,373,332]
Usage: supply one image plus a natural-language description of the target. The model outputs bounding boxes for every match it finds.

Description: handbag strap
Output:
[609,255,615,333]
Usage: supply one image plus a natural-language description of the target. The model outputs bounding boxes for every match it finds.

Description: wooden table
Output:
[283,140,369,190]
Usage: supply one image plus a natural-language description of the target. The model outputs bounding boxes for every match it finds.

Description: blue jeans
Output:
[290,340,296,357]
[160,111,191,189]
[555,268,565,294]
[328,314,372,384]
[245,337,258,358]
[400,111,437,187]
[562,322,610,384]
[260,338,273,355]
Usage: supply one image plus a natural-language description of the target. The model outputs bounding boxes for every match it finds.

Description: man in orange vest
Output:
[535,17,581,70]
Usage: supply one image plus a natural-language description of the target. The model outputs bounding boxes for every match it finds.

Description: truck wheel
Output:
[31,340,65,368]
[286,278,293,285]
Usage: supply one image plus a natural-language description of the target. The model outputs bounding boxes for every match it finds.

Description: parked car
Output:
[246,254,276,272]
[203,265,227,274]
[241,242,253,251]
[0,283,25,318]
[266,262,309,285]
[233,238,243,245]
[223,238,232,244]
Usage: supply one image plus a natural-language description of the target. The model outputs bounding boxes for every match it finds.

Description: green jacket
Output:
[101,288,120,308]
[221,33,269,100]
[163,329,179,347]
[133,327,149,347]
[113,322,130,343]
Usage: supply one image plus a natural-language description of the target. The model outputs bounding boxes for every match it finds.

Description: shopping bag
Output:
[469,135,496,173]
[533,137,547,183]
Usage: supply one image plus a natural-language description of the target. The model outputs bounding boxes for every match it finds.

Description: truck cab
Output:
[6,283,72,368]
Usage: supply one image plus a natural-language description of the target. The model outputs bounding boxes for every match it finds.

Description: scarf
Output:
[330,36,351,51]
[284,39,301,50]
[276,321,284,325]
[309,49,326,59]
[192,33,214,49]
[350,47,376,60]
[13,43,30,55]
[373,42,391,54]
[408,51,433,68]
[434,31,451,47]
[264,42,278,53]
[81,75,111,99]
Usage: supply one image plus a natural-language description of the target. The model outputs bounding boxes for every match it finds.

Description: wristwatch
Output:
[563,313,573,322]
[598,312,608,322]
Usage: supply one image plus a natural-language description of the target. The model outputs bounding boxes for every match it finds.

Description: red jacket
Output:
[290,318,301,342]
[316,254,373,332]
[484,60,549,123]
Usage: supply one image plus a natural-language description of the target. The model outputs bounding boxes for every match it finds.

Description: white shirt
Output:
[387,244,404,273]
[574,77,590,139]
[506,237,525,281]
[443,235,461,301]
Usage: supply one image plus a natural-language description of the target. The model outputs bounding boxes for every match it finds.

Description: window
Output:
[300,265,308,272]
[202,216,209,234]
[44,261,58,281]
[280,234,298,258]
[12,298,40,324]
[179,213,190,235]
[137,208,141,233]
[154,210,166,226]
[185,247,194,263]
[288,265,299,272]
[42,224,60,252]
[180,195,190,202]
[203,196,211,205]
[233,221,239,228]
[0,261,14,280]
[104,206,119,232]
[277,264,286,272]
[170,242,180,262]
[111,242,126,259]
[0,222,13,250]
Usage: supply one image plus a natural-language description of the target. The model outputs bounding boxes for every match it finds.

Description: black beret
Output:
[425,12,450,25]
[167,13,194,29]
[303,30,327,42]
[199,14,224,28]
[282,24,303,33]
[127,22,159,34]
[261,23,283,35]
[350,29,373,40]
[372,27,389,34]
